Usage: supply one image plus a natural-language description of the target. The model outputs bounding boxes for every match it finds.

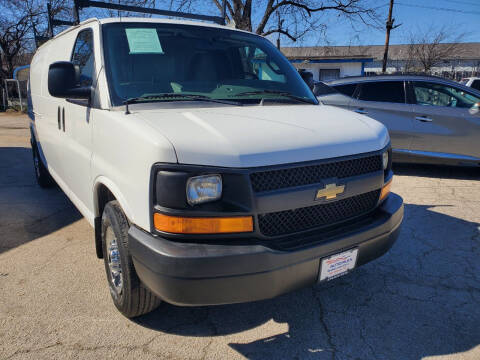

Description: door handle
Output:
[354,108,368,115]
[62,108,65,132]
[415,116,432,122]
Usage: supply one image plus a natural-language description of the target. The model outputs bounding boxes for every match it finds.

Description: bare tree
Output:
[405,25,465,73]
[0,3,35,79]
[173,0,379,43]
[0,0,71,79]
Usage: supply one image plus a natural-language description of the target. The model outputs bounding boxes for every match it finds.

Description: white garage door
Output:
[319,69,340,81]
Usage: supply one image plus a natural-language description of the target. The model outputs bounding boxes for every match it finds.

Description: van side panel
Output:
[29,44,49,163]
[31,33,76,182]
[29,44,50,147]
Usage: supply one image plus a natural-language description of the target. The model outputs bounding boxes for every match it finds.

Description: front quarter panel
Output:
[91,110,177,230]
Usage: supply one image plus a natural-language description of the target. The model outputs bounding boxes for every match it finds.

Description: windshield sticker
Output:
[125,28,164,54]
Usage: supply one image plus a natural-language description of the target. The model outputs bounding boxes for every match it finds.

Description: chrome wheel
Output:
[106,227,123,295]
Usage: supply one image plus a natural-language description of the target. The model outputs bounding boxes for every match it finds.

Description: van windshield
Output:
[101,23,317,106]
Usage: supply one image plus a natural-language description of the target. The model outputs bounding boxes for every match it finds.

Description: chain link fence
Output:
[2,79,28,112]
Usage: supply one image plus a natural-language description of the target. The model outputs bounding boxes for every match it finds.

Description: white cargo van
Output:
[28,14,403,317]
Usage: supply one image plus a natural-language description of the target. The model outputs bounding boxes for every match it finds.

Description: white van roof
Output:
[38,16,254,52]
[98,17,240,30]
[52,16,249,38]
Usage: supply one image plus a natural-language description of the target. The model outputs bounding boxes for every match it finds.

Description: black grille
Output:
[258,190,381,237]
[250,155,382,192]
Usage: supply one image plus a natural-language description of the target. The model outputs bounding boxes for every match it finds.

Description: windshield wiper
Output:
[123,93,242,114]
[233,90,317,105]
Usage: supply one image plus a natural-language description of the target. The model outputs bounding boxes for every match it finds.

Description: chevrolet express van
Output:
[28,17,403,317]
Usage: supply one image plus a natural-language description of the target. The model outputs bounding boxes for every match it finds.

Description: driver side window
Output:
[412,81,480,108]
[71,29,95,87]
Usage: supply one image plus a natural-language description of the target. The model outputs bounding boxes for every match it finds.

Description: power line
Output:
[395,2,480,15]
[374,3,391,10]
[437,0,480,7]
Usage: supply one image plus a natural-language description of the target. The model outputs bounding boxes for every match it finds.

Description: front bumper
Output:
[129,193,403,306]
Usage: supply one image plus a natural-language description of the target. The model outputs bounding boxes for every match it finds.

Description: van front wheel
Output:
[101,200,161,318]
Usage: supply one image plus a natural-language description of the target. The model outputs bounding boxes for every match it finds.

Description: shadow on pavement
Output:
[135,203,480,359]
[393,162,480,180]
[0,147,82,254]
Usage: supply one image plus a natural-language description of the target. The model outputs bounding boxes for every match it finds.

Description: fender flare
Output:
[93,176,134,222]
[92,176,135,259]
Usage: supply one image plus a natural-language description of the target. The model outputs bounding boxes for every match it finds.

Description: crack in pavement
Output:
[311,287,337,360]
[5,334,171,360]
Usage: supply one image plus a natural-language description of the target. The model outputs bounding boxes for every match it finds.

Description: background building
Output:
[283,42,480,81]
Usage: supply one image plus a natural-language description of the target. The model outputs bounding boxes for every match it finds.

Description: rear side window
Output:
[332,84,357,97]
[471,80,480,91]
[71,29,95,87]
[358,81,405,103]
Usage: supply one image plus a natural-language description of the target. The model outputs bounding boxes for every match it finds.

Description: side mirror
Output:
[48,61,91,100]
[470,102,480,116]
[299,70,314,90]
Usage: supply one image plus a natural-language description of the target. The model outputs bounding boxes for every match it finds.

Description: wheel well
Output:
[94,184,116,259]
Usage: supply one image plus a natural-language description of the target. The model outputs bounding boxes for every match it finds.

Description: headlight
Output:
[186,175,222,205]
[382,151,389,170]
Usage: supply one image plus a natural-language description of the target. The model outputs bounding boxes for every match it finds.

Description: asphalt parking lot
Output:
[1,113,479,360]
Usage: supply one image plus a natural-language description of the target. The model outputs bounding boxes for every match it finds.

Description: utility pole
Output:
[276,11,283,50]
[382,0,400,73]
[47,2,53,38]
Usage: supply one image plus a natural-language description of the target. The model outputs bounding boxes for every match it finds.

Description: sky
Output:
[5,0,477,49]
[64,0,480,47]
[309,0,480,47]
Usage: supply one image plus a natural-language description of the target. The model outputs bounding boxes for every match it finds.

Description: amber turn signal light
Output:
[154,213,254,234]
[380,178,392,202]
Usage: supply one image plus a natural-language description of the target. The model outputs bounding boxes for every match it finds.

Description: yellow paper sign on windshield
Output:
[125,28,164,54]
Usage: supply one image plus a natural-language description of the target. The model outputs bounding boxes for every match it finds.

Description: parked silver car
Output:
[316,75,480,167]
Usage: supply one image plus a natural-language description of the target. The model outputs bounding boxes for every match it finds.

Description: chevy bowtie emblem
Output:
[315,183,345,200]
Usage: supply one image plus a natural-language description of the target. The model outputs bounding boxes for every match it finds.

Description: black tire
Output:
[101,200,161,318]
[31,141,54,188]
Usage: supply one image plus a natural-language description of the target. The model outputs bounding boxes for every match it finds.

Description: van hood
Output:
[135,104,389,168]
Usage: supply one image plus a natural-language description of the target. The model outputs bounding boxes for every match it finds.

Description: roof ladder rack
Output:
[72,0,227,26]
[47,2,76,38]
